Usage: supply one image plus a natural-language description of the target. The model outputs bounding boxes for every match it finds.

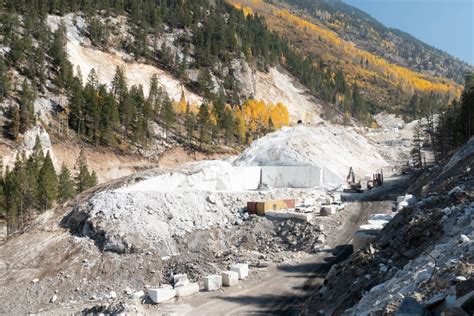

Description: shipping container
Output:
[247,199,296,216]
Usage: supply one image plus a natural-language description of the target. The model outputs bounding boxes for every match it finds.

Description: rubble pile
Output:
[157,213,325,285]
[229,216,325,257]
[61,185,327,256]
[273,220,324,252]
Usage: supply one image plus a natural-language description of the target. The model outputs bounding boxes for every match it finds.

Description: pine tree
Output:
[23,137,44,210]
[222,107,235,145]
[9,153,28,227]
[87,171,98,188]
[408,94,419,119]
[100,87,119,146]
[0,58,11,101]
[31,136,45,168]
[460,73,474,141]
[4,165,20,233]
[160,96,176,137]
[197,68,214,98]
[177,56,188,79]
[148,74,162,114]
[8,106,20,140]
[88,17,108,47]
[37,152,58,211]
[198,103,211,146]
[112,66,127,101]
[411,126,424,170]
[58,164,76,203]
[119,92,134,133]
[185,108,195,145]
[74,149,94,193]
[160,41,172,66]
[50,22,67,66]
[87,68,99,89]
[19,79,35,133]
[335,69,346,95]
[0,160,5,218]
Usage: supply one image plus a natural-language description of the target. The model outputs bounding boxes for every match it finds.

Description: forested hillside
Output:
[228,0,469,121]
[1,0,468,142]
[277,0,473,84]
[0,0,297,149]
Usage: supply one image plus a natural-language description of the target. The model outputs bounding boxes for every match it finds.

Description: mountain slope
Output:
[279,0,473,83]
[228,0,465,117]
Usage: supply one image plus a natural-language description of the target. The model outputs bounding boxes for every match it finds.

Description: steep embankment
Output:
[302,138,474,315]
[47,14,203,105]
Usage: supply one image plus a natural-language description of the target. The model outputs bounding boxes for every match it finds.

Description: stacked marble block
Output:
[173,273,200,298]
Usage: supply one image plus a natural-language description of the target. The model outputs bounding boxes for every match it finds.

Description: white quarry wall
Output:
[119,161,343,194]
[215,167,261,191]
[261,166,322,188]
[322,167,344,186]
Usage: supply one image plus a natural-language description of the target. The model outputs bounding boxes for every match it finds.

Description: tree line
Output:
[410,73,473,169]
[431,73,473,161]
[0,138,97,234]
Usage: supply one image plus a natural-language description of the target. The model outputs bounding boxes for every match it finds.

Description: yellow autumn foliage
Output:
[227,0,461,99]
[174,91,188,114]
[272,8,455,95]
[228,0,254,16]
[236,99,290,134]
[270,102,290,129]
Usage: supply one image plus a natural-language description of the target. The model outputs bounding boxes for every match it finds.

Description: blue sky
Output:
[344,0,474,65]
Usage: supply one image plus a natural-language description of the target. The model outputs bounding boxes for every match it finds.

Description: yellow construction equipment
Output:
[344,167,363,193]
[367,170,384,189]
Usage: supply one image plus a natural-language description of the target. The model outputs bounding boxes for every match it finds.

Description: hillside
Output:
[228,0,466,118]
[302,138,473,315]
[279,0,473,84]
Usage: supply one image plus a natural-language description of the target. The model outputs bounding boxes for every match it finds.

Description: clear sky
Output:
[344,0,474,65]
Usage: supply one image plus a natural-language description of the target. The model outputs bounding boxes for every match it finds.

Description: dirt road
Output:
[151,175,411,315]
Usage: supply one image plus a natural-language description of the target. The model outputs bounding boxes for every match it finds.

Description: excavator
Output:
[343,167,364,193]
